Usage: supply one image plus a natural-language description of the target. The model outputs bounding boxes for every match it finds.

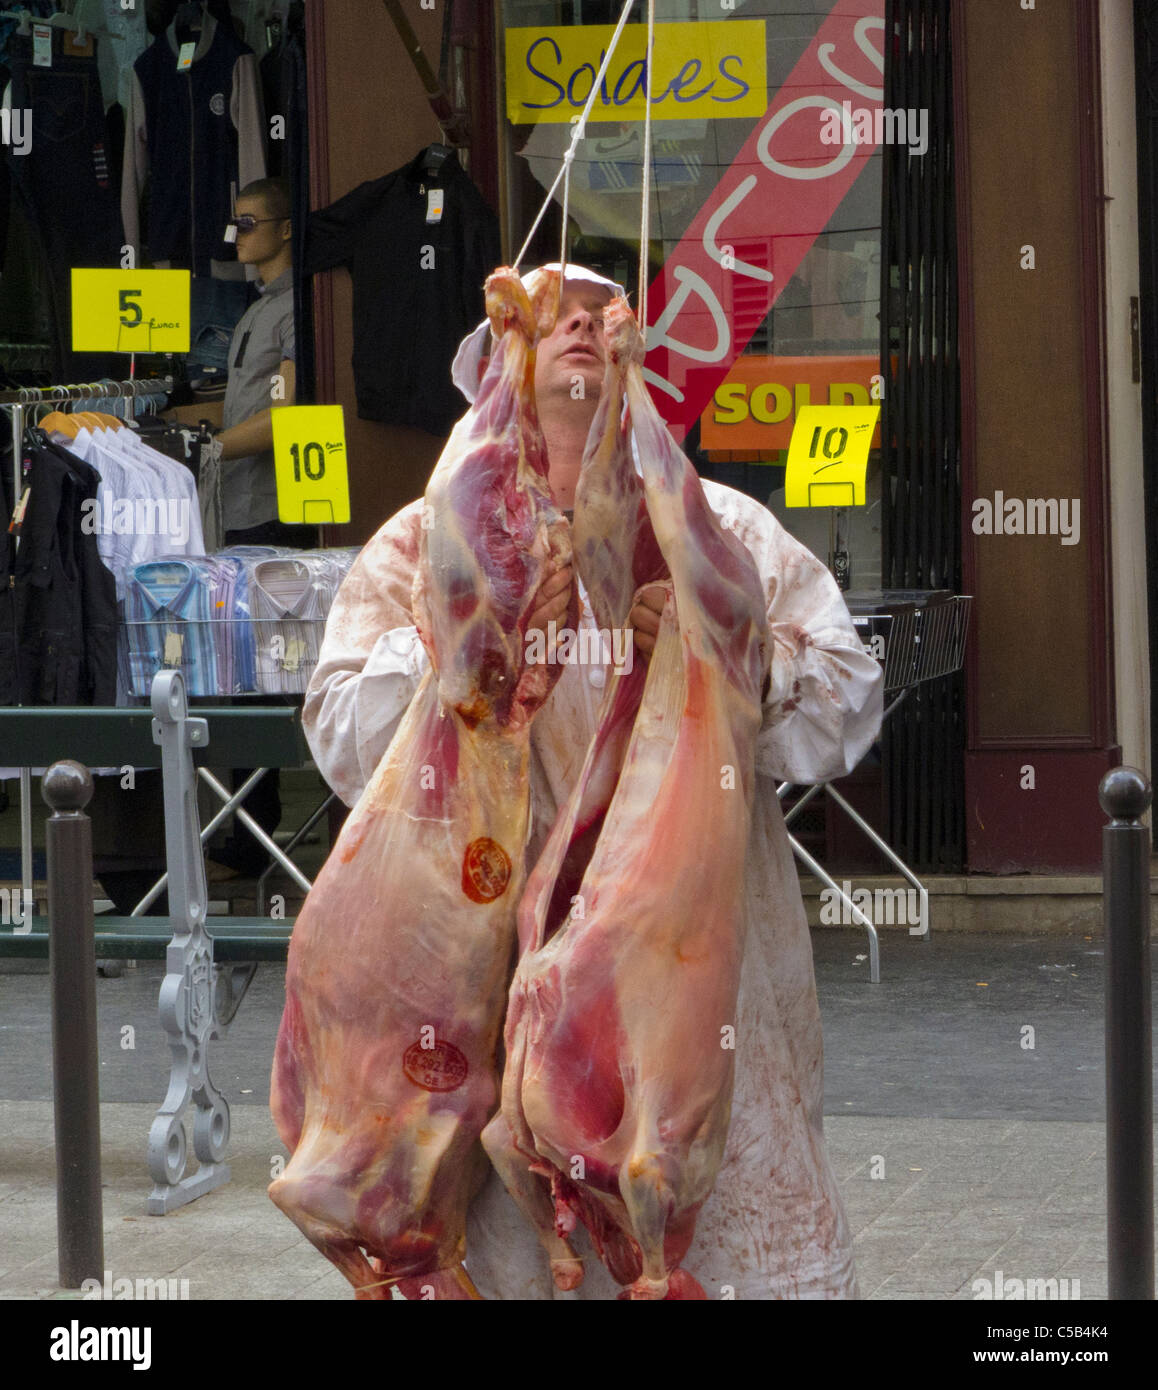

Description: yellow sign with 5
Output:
[785,405,879,508]
[71,269,191,354]
[505,21,767,124]
[271,405,350,526]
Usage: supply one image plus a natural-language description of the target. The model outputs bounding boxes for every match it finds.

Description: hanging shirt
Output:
[303,149,502,434]
[112,427,206,557]
[222,267,296,532]
[301,479,883,1299]
[68,426,204,598]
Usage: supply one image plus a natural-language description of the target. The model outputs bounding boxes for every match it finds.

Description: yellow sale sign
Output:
[784,405,878,507]
[505,22,767,124]
[71,269,190,353]
[271,405,351,525]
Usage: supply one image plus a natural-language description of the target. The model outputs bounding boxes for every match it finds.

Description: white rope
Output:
[559,139,572,281]
[638,0,656,341]
[512,0,638,274]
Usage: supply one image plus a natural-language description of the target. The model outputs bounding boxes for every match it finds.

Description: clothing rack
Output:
[0,377,172,405]
[2,376,174,904]
[4,375,175,499]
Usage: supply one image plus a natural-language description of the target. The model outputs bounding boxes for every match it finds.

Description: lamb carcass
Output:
[269,267,577,1299]
[482,295,770,1299]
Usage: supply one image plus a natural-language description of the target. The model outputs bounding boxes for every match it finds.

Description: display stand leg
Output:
[145,672,231,1215]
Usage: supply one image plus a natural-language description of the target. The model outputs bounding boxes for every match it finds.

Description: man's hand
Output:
[526,565,573,645]
[630,585,667,663]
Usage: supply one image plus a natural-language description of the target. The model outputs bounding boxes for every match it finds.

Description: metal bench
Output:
[0,675,317,1212]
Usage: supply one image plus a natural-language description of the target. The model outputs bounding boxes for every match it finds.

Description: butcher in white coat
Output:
[301,265,883,1299]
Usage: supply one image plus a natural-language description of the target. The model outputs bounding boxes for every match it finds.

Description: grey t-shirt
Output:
[222,268,296,532]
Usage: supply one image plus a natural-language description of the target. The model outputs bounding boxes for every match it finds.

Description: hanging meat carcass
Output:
[482,295,770,1300]
[269,267,577,1299]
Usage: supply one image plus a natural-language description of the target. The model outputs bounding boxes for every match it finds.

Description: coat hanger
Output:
[0,9,34,36]
[40,411,81,438]
[421,143,455,178]
[174,0,207,42]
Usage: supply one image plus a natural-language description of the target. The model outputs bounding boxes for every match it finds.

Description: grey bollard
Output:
[1099,766,1154,1300]
[44,761,104,1289]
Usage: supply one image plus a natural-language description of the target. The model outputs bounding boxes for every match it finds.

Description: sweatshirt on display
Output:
[123,9,266,278]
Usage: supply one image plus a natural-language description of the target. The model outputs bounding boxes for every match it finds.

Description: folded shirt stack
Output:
[122,545,363,697]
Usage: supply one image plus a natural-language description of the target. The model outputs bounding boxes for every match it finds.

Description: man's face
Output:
[533,281,613,405]
[232,195,289,266]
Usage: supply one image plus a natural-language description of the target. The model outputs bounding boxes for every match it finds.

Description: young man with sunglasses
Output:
[210,177,311,880]
[216,176,312,548]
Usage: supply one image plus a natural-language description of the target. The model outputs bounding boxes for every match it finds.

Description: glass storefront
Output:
[498,0,886,588]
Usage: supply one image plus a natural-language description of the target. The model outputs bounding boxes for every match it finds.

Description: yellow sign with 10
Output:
[784,405,879,508]
[271,405,351,525]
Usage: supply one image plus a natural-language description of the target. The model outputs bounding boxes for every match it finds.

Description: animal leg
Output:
[481,1113,584,1290]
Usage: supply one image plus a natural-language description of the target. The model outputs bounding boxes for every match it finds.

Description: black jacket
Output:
[2,438,118,707]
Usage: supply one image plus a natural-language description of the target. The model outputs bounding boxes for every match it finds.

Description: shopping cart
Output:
[779,589,972,982]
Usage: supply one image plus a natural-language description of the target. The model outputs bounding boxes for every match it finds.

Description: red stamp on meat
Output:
[403,1039,469,1092]
[461,837,512,902]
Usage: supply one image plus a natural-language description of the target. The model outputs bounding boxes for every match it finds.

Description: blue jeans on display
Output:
[188,276,252,378]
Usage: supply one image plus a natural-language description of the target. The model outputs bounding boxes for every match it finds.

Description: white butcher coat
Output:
[301,478,883,1300]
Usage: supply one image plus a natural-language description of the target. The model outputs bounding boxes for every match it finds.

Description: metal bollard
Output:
[1099,766,1154,1301]
[44,760,104,1288]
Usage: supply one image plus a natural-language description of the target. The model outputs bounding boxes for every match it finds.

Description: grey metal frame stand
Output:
[779,689,931,988]
[145,671,319,1212]
[147,671,232,1214]
[784,595,971,984]
[130,765,313,916]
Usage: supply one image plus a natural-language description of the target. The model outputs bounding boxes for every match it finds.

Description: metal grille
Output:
[878,0,966,871]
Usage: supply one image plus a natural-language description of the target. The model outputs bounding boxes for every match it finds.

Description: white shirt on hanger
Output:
[67,427,204,598]
[112,428,206,558]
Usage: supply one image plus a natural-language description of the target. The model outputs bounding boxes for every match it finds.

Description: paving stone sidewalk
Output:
[1,926,1151,1300]
[0,1102,1116,1301]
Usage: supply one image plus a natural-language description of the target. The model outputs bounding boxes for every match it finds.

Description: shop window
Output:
[499,0,885,589]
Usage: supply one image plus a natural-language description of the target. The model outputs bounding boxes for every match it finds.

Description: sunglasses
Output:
[224,214,285,242]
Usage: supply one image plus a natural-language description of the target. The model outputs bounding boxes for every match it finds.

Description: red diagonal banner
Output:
[642,0,886,440]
